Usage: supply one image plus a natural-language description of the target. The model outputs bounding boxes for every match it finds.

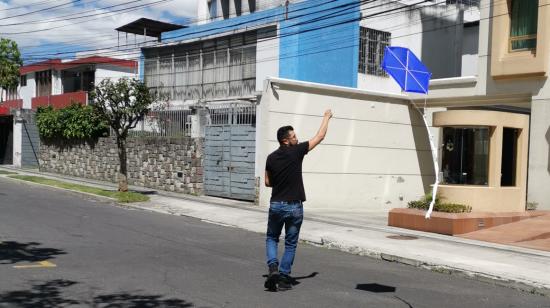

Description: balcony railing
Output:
[31,91,88,109]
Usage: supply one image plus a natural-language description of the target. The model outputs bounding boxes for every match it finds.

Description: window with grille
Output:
[144,30,258,101]
[359,27,390,77]
[35,70,52,97]
[6,87,18,100]
[509,0,538,51]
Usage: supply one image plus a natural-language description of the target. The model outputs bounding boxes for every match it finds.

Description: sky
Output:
[0,0,198,63]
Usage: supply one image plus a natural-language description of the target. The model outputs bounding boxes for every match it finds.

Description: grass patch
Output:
[8,175,149,203]
[0,170,18,175]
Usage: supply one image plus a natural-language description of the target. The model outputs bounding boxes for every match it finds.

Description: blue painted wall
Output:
[280,0,360,87]
[155,0,360,88]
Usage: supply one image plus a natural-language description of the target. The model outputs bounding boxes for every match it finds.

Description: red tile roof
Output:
[20,56,137,75]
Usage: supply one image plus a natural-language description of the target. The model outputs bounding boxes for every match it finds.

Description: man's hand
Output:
[308,109,333,151]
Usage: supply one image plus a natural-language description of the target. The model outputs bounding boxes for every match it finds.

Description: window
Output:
[209,0,217,19]
[509,0,538,51]
[35,70,52,97]
[501,128,519,186]
[359,27,390,77]
[61,69,95,93]
[20,75,27,87]
[144,30,257,101]
[6,87,18,100]
[441,127,489,185]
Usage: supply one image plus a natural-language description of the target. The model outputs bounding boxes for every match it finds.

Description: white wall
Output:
[358,1,479,92]
[525,61,550,210]
[198,0,300,24]
[94,65,136,85]
[12,121,22,168]
[257,78,438,211]
[357,75,402,94]
[255,27,279,92]
[461,23,479,77]
[19,73,36,109]
[197,0,209,24]
[52,70,62,95]
[358,1,423,94]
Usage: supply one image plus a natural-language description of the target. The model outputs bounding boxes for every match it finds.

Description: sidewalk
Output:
[2,166,550,297]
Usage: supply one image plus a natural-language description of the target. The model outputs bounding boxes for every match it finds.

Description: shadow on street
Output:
[0,241,66,264]
[0,279,194,308]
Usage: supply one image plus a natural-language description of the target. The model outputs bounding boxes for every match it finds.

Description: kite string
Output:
[410,97,439,219]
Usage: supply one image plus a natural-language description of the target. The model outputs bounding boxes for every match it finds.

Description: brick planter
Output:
[388,208,546,235]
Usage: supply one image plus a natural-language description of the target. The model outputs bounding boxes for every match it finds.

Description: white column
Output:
[12,116,22,168]
[527,99,550,210]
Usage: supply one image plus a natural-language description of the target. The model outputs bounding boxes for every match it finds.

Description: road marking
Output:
[13,261,56,269]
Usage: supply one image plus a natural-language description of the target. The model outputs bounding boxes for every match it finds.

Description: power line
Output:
[13,0,347,60]
[0,0,84,21]
[0,0,145,27]
[19,0,461,65]
[17,0,531,75]
[0,0,176,35]
[20,0,368,58]
[0,0,67,12]
[17,0,437,69]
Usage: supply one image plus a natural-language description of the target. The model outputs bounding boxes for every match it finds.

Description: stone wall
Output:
[39,136,204,195]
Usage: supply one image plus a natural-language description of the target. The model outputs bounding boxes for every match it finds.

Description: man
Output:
[264,109,333,291]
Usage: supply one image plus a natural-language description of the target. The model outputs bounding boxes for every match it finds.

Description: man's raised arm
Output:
[308,109,333,151]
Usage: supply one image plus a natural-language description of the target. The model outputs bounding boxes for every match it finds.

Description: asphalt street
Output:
[1,177,549,308]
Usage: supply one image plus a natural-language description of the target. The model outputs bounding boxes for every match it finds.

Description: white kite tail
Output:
[411,99,439,219]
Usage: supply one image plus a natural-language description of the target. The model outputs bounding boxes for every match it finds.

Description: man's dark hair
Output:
[277,126,294,145]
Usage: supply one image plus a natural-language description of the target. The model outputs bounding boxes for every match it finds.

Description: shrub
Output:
[407,193,472,213]
[36,103,108,140]
[36,106,62,138]
[526,201,538,211]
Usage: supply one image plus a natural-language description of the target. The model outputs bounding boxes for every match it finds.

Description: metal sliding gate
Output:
[204,104,256,201]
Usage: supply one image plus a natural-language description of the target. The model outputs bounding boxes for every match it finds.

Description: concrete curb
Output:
[295,234,550,297]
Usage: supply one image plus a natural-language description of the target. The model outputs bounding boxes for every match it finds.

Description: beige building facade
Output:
[258,0,550,213]
[418,0,550,211]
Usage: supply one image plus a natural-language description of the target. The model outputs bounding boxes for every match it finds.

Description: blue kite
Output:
[381,46,432,94]
[381,46,438,219]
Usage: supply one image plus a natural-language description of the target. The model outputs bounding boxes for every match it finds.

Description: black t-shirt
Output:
[265,142,309,202]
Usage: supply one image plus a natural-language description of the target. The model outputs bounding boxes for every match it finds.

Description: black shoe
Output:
[278,274,293,291]
[264,263,279,291]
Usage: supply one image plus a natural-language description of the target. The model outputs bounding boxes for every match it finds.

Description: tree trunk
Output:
[116,134,129,192]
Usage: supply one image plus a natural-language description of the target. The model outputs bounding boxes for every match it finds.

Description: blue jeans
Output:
[266,201,304,276]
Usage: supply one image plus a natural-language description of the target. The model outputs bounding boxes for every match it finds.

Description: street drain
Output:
[386,235,418,240]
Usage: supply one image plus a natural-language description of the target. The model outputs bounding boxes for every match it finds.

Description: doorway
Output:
[0,116,13,164]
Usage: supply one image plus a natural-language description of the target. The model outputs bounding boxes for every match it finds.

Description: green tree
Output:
[90,78,162,192]
[0,38,23,102]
